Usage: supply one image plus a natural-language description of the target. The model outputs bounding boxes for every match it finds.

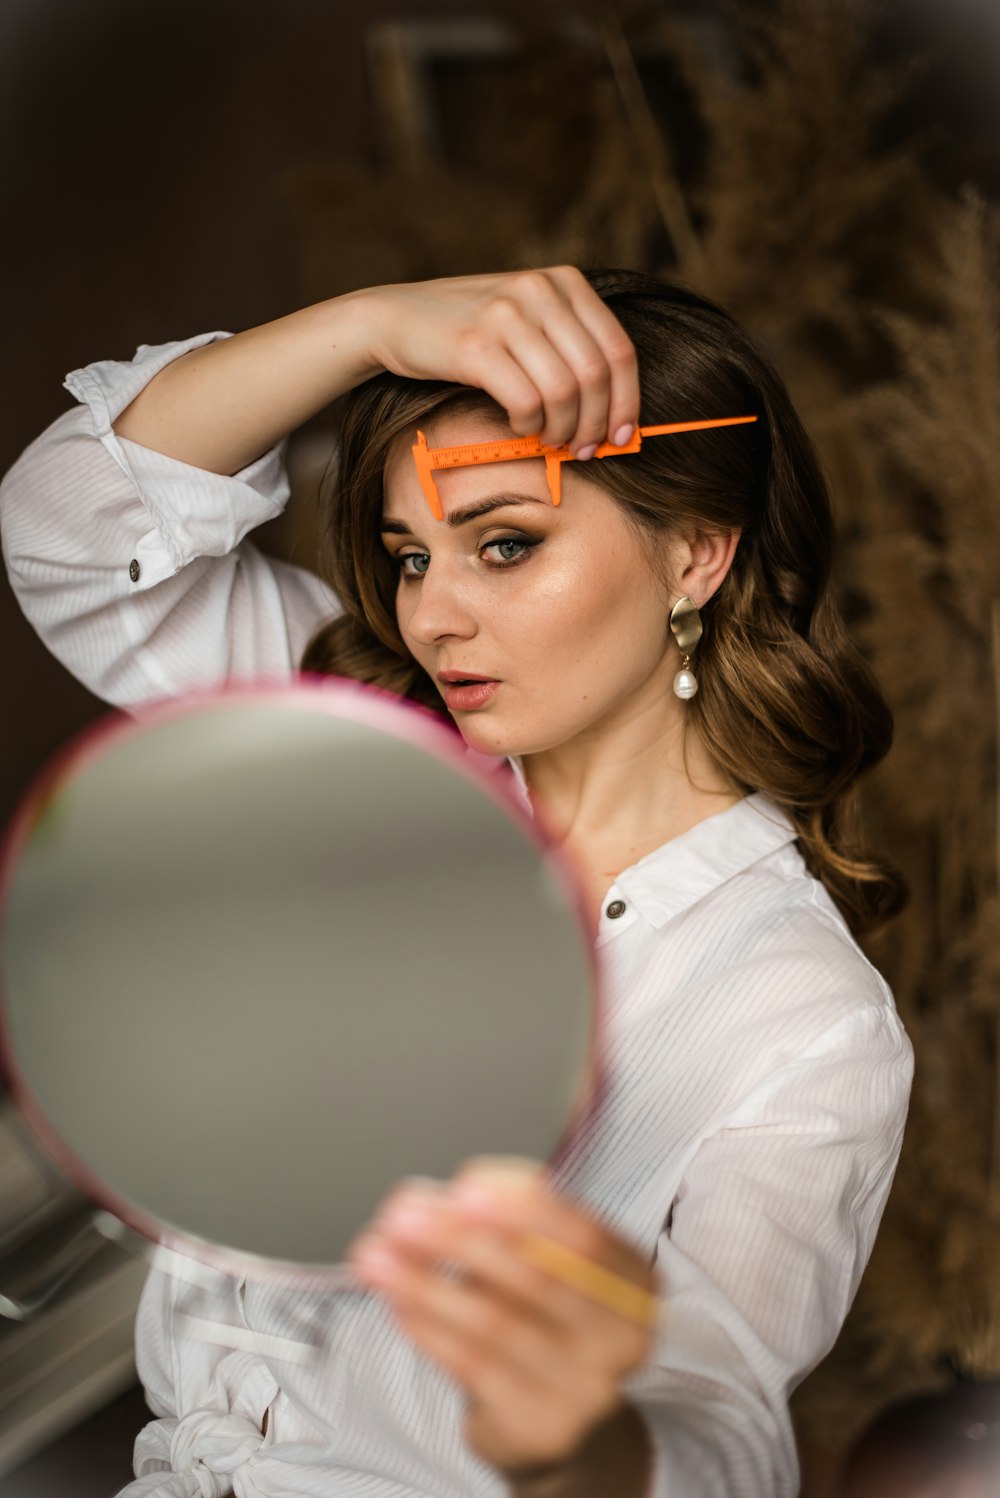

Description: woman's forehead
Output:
[423,405,514,445]
[382,409,551,522]
[385,406,514,475]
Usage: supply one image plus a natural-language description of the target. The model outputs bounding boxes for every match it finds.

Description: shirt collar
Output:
[612,791,799,927]
[484,752,798,928]
[502,752,533,813]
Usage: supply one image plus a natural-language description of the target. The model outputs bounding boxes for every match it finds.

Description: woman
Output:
[0,266,914,1497]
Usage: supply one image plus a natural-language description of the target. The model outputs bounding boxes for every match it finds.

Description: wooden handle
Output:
[517,1231,662,1329]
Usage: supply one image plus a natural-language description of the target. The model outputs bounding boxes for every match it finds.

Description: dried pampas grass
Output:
[655,0,932,361]
[788,185,1000,1449]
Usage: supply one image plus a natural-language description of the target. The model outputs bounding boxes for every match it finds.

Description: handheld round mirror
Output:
[0,679,600,1293]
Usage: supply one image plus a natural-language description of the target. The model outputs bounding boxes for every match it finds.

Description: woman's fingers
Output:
[448,1168,660,1351]
[385,1281,614,1475]
[351,1172,657,1366]
[346,1168,658,1474]
[453,335,549,440]
[369,267,639,456]
[348,1216,645,1455]
[353,1220,571,1375]
[559,270,641,448]
[485,311,585,449]
[450,1162,620,1274]
[521,300,612,453]
[488,269,637,453]
[507,266,641,452]
[361,1195,570,1344]
[453,285,591,450]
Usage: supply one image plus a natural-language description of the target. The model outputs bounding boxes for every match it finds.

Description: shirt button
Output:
[129,559,140,583]
[606,899,627,919]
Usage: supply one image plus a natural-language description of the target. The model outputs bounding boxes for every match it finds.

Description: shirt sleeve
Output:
[624,1003,914,1498]
[0,330,342,711]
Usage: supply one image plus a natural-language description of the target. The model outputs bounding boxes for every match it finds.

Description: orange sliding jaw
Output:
[412,416,758,519]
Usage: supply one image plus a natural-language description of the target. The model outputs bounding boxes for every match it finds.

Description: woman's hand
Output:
[357,267,640,459]
[345,1159,662,1478]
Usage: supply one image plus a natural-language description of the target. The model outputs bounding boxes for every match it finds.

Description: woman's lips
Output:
[442,680,501,711]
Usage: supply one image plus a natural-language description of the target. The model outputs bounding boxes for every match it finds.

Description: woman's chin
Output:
[454,710,576,762]
[454,725,508,757]
[451,716,522,761]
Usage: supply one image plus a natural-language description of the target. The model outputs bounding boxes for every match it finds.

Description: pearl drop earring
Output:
[669,596,702,700]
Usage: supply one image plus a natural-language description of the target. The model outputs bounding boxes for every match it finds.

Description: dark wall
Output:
[1,0,372,819]
[0,0,588,823]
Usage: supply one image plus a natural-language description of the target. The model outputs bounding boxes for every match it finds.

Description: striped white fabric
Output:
[0,335,915,1497]
[1,332,342,708]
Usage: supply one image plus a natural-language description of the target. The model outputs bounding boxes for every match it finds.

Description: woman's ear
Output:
[679,527,742,606]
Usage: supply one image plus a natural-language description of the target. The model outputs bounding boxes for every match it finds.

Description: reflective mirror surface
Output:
[0,684,597,1280]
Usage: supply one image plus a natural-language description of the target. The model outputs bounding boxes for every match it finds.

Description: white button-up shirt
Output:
[0,333,914,1497]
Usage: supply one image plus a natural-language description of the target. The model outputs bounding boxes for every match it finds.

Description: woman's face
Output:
[380,408,679,759]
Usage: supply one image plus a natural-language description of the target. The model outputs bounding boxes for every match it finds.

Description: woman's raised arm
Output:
[111,267,640,473]
[0,327,342,710]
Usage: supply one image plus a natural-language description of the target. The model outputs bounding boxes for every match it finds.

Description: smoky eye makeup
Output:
[390,533,544,578]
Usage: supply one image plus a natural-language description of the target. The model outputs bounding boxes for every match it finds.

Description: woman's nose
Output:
[404,559,479,644]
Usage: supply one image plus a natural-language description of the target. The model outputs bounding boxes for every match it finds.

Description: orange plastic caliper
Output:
[412,416,758,519]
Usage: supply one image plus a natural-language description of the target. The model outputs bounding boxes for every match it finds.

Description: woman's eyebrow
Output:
[380,494,546,535]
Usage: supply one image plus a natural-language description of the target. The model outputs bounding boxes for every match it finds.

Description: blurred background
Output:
[1,0,999,1493]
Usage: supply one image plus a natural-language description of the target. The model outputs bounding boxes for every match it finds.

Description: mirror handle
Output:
[0,1210,112,1321]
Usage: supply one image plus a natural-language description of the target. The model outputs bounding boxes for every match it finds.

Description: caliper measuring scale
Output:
[412,415,759,519]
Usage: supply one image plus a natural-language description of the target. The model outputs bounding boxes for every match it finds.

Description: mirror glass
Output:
[0,683,597,1284]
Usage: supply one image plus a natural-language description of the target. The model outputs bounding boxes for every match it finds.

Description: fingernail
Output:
[380,1179,443,1214]
[459,1156,544,1179]
[380,1197,437,1233]
[453,1158,545,1202]
[574,443,597,462]
[613,424,633,446]
[353,1238,400,1274]
[350,1231,393,1262]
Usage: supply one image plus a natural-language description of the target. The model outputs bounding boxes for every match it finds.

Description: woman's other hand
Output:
[345,1159,661,1478]
[358,267,640,459]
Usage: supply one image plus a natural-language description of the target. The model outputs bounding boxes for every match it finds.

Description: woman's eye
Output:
[394,538,538,578]
[482,538,534,566]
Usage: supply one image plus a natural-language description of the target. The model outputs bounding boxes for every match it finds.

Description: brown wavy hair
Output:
[302,268,906,936]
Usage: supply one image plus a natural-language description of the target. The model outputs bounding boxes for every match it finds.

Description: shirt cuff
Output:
[62,331,292,583]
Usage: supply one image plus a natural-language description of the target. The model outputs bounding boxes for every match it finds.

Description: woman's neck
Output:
[518,712,742,860]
